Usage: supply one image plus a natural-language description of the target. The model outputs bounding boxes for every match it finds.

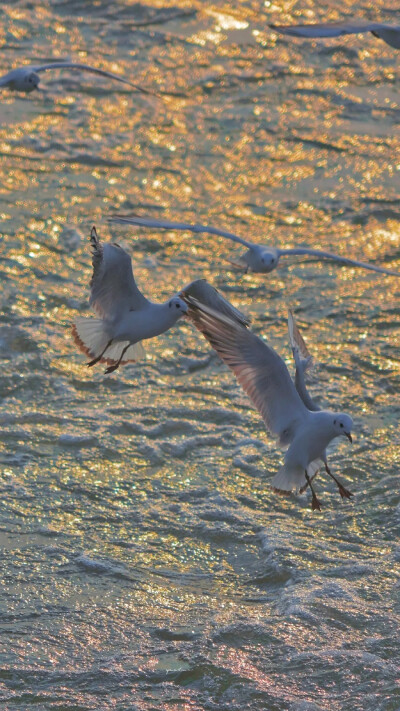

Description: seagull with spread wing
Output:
[109,214,400,277]
[182,296,354,510]
[73,227,248,374]
[270,21,400,49]
[0,62,156,95]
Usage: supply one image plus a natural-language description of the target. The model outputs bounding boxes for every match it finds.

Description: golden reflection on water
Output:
[0,0,400,707]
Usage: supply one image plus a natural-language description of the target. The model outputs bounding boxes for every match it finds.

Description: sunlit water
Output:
[0,1,399,709]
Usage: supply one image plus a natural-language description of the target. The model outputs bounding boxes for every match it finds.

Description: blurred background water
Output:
[0,1,400,709]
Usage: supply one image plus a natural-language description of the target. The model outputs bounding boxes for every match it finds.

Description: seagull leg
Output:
[305,472,322,511]
[87,339,113,367]
[324,462,353,500]
[299,471,317,494]
[104,343,130,374]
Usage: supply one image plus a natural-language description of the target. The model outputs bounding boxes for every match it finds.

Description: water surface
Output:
[0,1,399,709]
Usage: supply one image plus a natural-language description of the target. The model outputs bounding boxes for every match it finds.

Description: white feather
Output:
[272,457,323,493]
[72,317,145,364]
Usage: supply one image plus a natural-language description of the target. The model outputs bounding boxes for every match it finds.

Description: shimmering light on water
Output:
[0,0,400,709]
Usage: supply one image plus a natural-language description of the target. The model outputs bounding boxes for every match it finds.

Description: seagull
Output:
[269,21,400,50]
[288,310,353,500]
[109,214,400,277]
[0,62,156,95]
[182,296,354,510]
[73,227,248,374]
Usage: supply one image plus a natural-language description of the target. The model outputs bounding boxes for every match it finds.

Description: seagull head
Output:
[332,413,353,443]
[168,296,188,316]
[17,70,40,93]
[246,246,279,273]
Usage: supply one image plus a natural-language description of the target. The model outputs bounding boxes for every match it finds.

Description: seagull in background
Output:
[109,213,400,277]
[270,21,400,50]
[0,62,157,95]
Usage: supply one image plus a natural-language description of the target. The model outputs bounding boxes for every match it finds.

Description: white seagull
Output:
[270,21,400,50]
[183,296,354,510]
[73,227,248,374]
[109,214,400,277]
[0,62,156,95]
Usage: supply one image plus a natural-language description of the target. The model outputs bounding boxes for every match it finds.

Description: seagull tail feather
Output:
[272,464,306,493]
[272,458,323,494]
[72,317,145,365]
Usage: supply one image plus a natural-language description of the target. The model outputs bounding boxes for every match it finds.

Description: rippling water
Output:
[1,1,400,709]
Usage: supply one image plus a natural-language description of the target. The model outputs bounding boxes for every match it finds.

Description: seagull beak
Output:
[345,432,352,443]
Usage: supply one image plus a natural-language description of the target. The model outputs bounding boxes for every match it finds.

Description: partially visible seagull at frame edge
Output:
[109,214,400,277]
[269,21,400,50]
[181,294,354,511]
[72,227,250,374]
[0,62,157,95]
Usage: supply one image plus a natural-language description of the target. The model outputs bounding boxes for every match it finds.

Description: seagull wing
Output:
[270,21,390,39]
[0,70,15,86]
[278,247,400,276]
[89,228,149,319]
[288,311,319,412]
[181,279,251,327]
[288,310,313,371]
[32,63,156,95]
[109,214,254,249]
[186,296,308,445]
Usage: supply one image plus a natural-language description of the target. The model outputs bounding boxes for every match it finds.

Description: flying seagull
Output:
[270,21,400,50]
[73,227,248,374]
[0,62,156,95]
[109,214,400,277]
[182,296,354,510]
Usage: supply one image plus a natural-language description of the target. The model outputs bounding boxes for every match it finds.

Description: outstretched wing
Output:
[0,70,14,87]
[33,63,157,96]
[288,310,313,371]
[181,279,250,327]
[186,296,308,445]
[88,227,149,319]
[109,214,254,249]
[270,21,390,39]
[278,247,400,277]
[288,311,319,412]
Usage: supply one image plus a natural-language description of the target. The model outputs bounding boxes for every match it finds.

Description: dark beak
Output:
[345,432,352,443]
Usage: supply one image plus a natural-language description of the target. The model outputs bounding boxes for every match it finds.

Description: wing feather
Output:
[109,214,254,248]
[288,311,319,412]
[88,227,149,319]
[288,310,313,371]
[270,21,389,38]
[181,279,250,327]
[186,297,308,445]
[33,62,156,95]
[278,247,400,276]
